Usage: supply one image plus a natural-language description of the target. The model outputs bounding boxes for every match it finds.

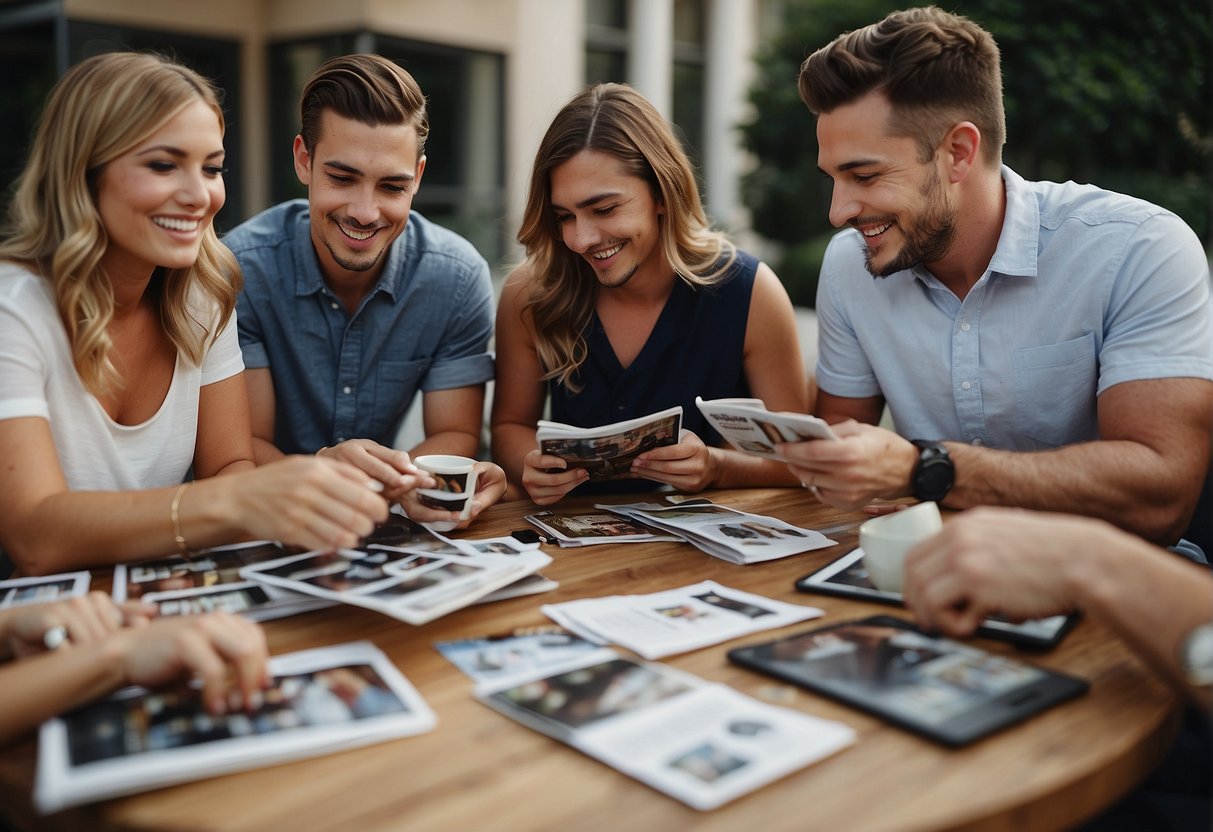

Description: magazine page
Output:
[240,545,551,625]
[435,626,605,685]
[474,574,560,604]
[540,580,824,660]
[112,541,332,621]
[35,641,435,814]
[476,652,855,810]
[536,406,682,482]
[526,510,681,547]
[695,397,837,461]
[601,502,836,564]
[0,572,90,608]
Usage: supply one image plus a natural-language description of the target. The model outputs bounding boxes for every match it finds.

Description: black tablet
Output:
[795,548,1079,649]
[727,615,1088,747]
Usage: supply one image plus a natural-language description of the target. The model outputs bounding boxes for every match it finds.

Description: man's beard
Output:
[866,167,956,278]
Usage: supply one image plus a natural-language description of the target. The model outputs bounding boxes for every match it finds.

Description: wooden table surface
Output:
[0,489,1180,832]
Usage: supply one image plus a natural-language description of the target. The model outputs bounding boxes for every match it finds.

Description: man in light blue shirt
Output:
[784,7,1213,546]
[226,55,505,525]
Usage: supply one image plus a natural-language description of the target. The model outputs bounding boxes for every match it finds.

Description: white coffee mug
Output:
[858,501,943,593]
[413,455,479,532]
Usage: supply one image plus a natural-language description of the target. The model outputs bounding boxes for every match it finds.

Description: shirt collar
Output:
[987,165,1040,278]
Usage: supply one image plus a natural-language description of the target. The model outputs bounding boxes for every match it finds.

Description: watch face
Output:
[916,459,953,501]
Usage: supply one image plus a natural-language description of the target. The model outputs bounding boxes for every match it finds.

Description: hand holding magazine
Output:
[36,642,435,813]
[476,649,855,810]
[695,397,836,461]
[536,406,682,481]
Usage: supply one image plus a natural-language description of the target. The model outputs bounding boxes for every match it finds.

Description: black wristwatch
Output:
[910,440,954,502]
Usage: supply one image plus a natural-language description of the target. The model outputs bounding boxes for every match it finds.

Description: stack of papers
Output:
[525,509,681,547]
[0,572,90,608]
[239,545,551,625]
[602,501,836,564]
[541,580,824,660]
[35,642,435,813]
[113,541,333,622]
[476,649,855,810]
[536,406,683,482]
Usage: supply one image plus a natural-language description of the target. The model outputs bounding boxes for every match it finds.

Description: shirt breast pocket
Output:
[372,359,429,440]
[1013,333,1098,447]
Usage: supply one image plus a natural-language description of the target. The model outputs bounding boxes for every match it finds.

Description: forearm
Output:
[251,436,285,465]
[0,643,126,746]
[1068,523,1213,706]
[4,479,245,574]
[491,423,539,490]
[409,429,480,459]
[708,448,801,489]
[945,440,1188,544]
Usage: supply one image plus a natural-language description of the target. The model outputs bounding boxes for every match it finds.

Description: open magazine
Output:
[112,541,333,622]
[35,641,435,814]
[601,501,836,564]
[536,406,682,481]
[435,626,602,684]
[476,649,855,810]
[0,571,90,608]
[525,509,681,547]
[695,397,837,461]
[541,580,824,660]
[239,544,551,625]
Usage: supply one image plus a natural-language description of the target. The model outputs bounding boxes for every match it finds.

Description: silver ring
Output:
[42,626,68,650]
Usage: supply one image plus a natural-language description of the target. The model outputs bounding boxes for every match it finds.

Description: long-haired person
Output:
[0,52,390,575]
[492,83,807,505]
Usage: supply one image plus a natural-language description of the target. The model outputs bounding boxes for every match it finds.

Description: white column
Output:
[628,0,673,118]
[704,0,755,231]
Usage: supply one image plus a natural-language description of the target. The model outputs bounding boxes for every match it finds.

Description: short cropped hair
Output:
[798,6,1005,166]
[299,54,429,157]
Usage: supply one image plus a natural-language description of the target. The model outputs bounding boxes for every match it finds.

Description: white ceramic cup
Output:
[858,501,943,593]
[413,455,479,532]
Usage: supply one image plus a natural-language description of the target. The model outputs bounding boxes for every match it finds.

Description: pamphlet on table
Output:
[541,580,824,660]
[525,509,681,547]
[536,405,682,481]
[476,649,855,810]
[695,397,837,461]
[601,501,836,564]
[435,626,601,684]
[35,642,436,813]
[0,571,90,608]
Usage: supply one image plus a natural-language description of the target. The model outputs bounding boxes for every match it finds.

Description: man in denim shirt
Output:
[782,8,1213,548]
[225,55,505,525]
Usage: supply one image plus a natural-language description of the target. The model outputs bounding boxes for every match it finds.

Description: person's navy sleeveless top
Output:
[548,250,758,494]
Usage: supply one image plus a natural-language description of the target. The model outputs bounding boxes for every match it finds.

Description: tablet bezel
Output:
[794,548,1079,649]
[727,615,1089,747]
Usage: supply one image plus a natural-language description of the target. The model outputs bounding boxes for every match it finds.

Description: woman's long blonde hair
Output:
[517,83,735,391]
[0,51,240,395]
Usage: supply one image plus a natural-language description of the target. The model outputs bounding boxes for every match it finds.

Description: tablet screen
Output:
[729,616,1087,745]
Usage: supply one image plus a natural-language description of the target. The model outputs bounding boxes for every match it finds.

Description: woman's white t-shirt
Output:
[0,262,244,490]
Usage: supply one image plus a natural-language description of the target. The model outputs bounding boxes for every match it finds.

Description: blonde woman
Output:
[0,53,390,575]
[492,84,806,505]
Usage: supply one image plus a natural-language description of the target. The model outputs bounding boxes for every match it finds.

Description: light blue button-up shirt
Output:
[816,166,1213,450]
[227,201,495,455]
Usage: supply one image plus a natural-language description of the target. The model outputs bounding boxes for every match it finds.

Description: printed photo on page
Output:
[35,641,435,814]
[476,651,855,810]
[435,626,602,684]
[541,580,824,659]
[0,572,90,608]
[536,406,682,482]
[695,396,838,461]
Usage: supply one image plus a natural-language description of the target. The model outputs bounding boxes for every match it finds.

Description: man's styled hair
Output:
[0,51,239,395]
[517,82,735,391]
[299,54,429,156]
[798,6,1005,166]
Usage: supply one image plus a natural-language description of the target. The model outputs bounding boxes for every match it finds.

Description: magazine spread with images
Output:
[35,641,436,813]
[695,397,837,461]
[112,541,333,622]
[540,580,825,660]
[435,626,602,684]
[239,545,551,625]
[600,501,836,564]
[536,406,682,481]
[475,649,856,810]
[525,509,682,547]
[0,572,90,608]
